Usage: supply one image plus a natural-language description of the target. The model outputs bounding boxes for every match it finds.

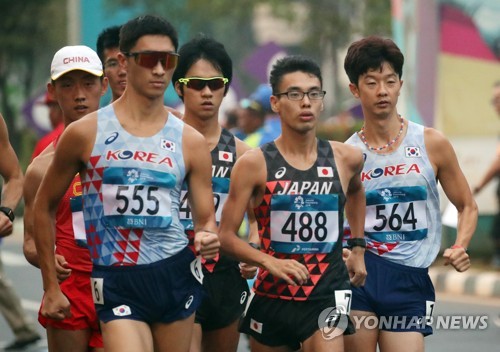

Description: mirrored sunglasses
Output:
[124,51,179,70]
[177,77,229,91]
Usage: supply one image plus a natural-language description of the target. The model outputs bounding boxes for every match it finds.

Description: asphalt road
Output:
[1,222,498,351]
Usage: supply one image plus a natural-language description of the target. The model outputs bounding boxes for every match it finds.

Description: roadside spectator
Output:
[473,80,500,269]
[31,91,64,160]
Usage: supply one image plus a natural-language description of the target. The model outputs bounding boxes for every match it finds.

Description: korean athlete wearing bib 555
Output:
[343,36,478,352]
[33,15,219,352]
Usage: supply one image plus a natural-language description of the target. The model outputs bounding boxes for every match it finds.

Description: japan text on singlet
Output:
[81,104,186,266]
[254,140,348,300]
[345,121,441,268]
[180,128,236,272]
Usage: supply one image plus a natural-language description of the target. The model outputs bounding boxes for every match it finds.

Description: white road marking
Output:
[2,251,29,266]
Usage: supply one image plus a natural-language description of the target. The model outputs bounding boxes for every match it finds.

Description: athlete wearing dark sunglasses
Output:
[177,76,228,91]
[32,15,220,352]
[123,50,179,70]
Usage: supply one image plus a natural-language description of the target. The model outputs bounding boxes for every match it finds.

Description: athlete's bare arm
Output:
[183,124,220,259]
[473,144,500,194]
[23,152,53,267]
[24,150,73,282]
[332,142,367,287]
[425,127,478,272]
[219,149,309,286]
[0,114,23,237]
[33,116,96,321]
[235,139,259,245]
[235,138,259,279]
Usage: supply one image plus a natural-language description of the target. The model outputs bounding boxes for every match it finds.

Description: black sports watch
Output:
[0,206,15,222]
[249,242,260,250]
[347,238,366,249]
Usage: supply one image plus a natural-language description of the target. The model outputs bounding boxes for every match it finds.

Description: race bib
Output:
[91,277,104,305]
[70,195,87,247]
[270,194,339,254]
[180,177,229,229]
[102,167,176,228]
[365,186,428,242]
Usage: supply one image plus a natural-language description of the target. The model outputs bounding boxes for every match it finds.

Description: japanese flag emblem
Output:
[317,166,334,177]
[219,151,233,162]
[250,318,263,334]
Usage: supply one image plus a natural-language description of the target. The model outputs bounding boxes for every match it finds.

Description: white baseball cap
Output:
[50,45,103,80]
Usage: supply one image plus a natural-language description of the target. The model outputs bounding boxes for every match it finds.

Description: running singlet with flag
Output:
[180,128,236,272]
[55,173,92,273]
[81,104,187,266]
[345,121,441,268]
[254,139,348,300]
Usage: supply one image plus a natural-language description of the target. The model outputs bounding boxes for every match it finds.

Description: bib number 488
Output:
[282,212,328,242]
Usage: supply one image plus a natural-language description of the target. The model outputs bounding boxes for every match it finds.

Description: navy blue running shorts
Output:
[91,247,204,324]
[351,251,435,336]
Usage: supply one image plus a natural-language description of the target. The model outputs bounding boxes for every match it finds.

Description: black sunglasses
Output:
[177,77,229,91]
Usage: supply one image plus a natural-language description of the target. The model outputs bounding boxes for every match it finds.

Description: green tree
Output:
[0,0,66,165]
[109,0,391,114]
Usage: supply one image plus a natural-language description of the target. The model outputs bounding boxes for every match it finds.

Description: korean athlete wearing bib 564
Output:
[219,56,367,352]
[342,36,478,352]
[33,15,219,352]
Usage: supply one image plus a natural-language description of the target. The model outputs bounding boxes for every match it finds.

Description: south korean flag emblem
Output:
[161,139,176,152]
[405,146,421,158]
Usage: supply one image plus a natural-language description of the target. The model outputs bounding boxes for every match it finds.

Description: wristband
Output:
[347,238,366,249]
[451,244,467,252]
[0,206,15,222]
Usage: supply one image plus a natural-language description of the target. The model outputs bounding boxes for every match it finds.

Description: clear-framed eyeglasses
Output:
[275,90,326,101]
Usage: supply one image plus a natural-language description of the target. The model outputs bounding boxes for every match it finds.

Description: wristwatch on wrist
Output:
[0,206,15,222]
[249,242,260,250]
[347,238,366,249]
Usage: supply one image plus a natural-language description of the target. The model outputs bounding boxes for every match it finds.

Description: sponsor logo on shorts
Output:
[112,305,131,316]
[185,295,194,309]
[318,306,348,340]
[240,291,248,305]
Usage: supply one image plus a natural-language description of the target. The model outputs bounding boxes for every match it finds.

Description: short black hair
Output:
[344,36,404,85]
[172,34,232,98]
[269,55,322,95]
[119,15,178,53]
[96,25,122,63]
